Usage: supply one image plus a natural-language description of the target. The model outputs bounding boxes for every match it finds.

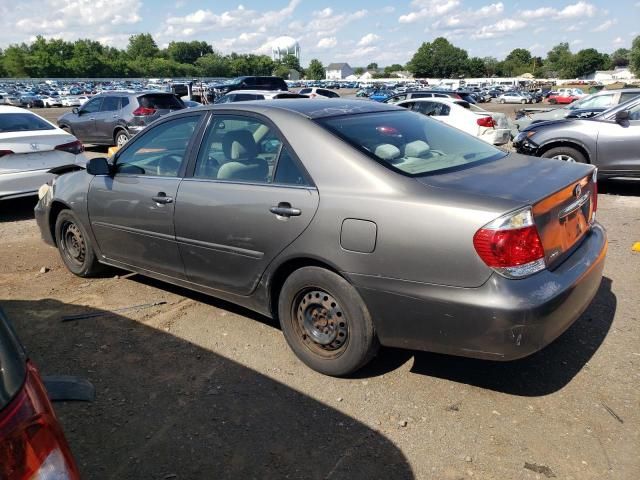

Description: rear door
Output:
[595,100,640,173]
[175,113,319,295]
[88,113,203,278]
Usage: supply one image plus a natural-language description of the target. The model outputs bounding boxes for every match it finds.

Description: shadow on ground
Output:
[599,179,639,196]
[1,298,414,480]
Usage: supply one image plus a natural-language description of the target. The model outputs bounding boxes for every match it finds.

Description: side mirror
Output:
[72,107,79,114]
[615,110,629,123]
[86,157,111,176]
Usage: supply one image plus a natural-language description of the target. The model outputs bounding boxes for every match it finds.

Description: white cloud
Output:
[398,0,460,23]
[432,2,504,31]
[358,33,380,46]
[570,39,583,45]
[522,7,555,19]
[317,37,337,48]
[522,2,596,21]
[613,36,624,45]
[591,19,617,32]
[472,18,526,39]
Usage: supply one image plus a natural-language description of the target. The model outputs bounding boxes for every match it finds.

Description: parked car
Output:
[215,90,308,104]
[369,90,394,102]
[396,98,511,145]
[0,106,85,200]
[513,95,640,178]
[298,87,340,99]
[0,308,81,479]
[497,92,531,104]
[547,88,587,104]
[212,76,288,98]
[3,95,22,106]
[57,91,185,147]
[19,95,45,108]
[61,96,80,107]
[515,88,640,130]
[40,95,63,108]
[36,99,606,376]
[384,90,459,104]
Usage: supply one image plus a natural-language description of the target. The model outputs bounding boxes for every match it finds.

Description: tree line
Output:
[0,33,638,80]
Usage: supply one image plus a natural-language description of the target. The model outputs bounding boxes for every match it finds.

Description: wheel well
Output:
[268,258,343,318]
[113,127,127,141]
[48,201,70,246]
[538,141,591,163]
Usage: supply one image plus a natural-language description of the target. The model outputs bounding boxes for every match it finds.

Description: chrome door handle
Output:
[152,192,174,204]
[270,202,301,217]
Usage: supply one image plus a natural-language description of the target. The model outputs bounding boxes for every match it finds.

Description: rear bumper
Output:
[480,128,511,145]
[350,223,607,361]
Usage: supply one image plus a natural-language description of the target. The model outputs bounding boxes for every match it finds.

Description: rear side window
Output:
[317,110,505,176]
[138,94,183,110]
[121,97,130,108]
[233,94,260,102]
[101,96,120,112]
[0,113,55,133]
[274,147,309,186]
[299,88,311,94]
[620,92,640,104]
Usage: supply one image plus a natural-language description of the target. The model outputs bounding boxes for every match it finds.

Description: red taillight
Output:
[54,140,84,155]
[132,106,156,116]
[473,207,546,278]
[310,93,317,98]
[0,150,14,158]
[476,116,495,127]
[0,362,80,480]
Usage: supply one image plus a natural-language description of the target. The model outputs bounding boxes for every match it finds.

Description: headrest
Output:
[404,140,430,158]
[222,130,257,160]
[374,143,401,161]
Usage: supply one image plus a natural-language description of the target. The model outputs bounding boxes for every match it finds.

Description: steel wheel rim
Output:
[293,289,348,358]
[116,133,128,146]
[61,221,86,267]
[551,154,575,162]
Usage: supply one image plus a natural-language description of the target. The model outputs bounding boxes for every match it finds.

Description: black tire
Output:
[278,267,379,376]
[548,98,557,105]
[541,146,587,164]
[54,210,103,277]
[114,129,130,147]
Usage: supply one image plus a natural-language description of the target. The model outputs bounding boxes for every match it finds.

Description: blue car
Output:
[369,90,391,102]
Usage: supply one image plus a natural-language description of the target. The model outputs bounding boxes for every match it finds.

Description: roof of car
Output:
[206,98,400,119]
[224,89,289,96]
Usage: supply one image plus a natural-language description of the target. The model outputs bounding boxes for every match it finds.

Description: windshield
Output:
[316,110,506,176]
[0,113,55,132]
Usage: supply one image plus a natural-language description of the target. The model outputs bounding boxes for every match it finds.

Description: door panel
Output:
[595,114,640,173]
[174,181,319,295]
[74,97,102,142]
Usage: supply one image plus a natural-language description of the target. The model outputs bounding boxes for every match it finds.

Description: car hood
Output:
[414,152,594,205]
[521,118,575,131]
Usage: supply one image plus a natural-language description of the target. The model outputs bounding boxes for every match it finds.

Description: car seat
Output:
[218,130,268,182]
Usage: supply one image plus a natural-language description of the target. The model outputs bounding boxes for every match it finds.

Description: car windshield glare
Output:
[316,111,506,176]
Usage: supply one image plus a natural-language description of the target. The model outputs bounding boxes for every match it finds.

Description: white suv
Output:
[216,90,308,103]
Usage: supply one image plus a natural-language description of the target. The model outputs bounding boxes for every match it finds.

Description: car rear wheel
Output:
[278,267,379,376]
[521,99,527,104]
[114,129,130,147]
[499,99,505,104]
[55,210,103,277]
[542,146,586,164]
[548,98,557,104]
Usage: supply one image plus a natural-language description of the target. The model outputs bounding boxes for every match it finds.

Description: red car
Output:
[547,88,586,104]
[0,309,80,480]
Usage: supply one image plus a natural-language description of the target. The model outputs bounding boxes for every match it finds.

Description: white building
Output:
[271,36,300,62]
[325,63,354,80]
[582,67,636,83]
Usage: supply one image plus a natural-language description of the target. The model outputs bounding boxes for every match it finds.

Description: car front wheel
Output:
[541,146,586,164]
[278,267,379,376]
[55,210,104,277]
[114,130,130,147]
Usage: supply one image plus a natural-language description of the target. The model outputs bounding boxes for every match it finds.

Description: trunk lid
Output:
[0,131,75,154]
[416,153,597,267]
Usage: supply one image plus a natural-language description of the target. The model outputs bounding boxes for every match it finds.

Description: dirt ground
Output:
[1,103,639,479]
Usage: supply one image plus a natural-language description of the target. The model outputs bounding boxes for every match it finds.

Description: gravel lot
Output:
[1,99,639,479]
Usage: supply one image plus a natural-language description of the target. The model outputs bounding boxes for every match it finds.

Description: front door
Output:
[88,113,203,278]
[94,95,121,144]
[73,96,103,142]
[595,100,640,174]
[175,114,319,295]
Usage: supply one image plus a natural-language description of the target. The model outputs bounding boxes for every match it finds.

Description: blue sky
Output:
[0,0,637,66]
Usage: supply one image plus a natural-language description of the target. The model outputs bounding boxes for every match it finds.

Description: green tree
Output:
[67,39,105,77]
[0,49,5,77]
[407,37,468,77]
[2,44,29,77]
[505,48,532,65]
[610,48,630,67]
[306,59,325,80]
[127,33,159,60]
[384,63,403,75]
[167,41,213,64]
[465,57,485,77]
[544,42,576,78]
[196,52,229,77]
[366,62,378,70]
[482,57,499,76]
[573,48,609,77]
[630,36,640,76]
[354,67,365,75]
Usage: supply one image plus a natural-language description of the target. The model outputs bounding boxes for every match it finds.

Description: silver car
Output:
[514,95,640,179]
[35,100,606,376]
[497,92,531,104]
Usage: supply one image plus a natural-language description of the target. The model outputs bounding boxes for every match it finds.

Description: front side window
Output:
[317,110,505,176]
[81,97,102,114]
[115,115,201,177]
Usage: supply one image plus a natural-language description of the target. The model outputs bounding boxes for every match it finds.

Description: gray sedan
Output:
[35,100,607,376]
[514,96,640,178]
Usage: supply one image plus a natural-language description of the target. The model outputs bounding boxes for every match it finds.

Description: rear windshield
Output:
[138,94,183,110]
[0,113,55,133]
[316,110,506,176]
